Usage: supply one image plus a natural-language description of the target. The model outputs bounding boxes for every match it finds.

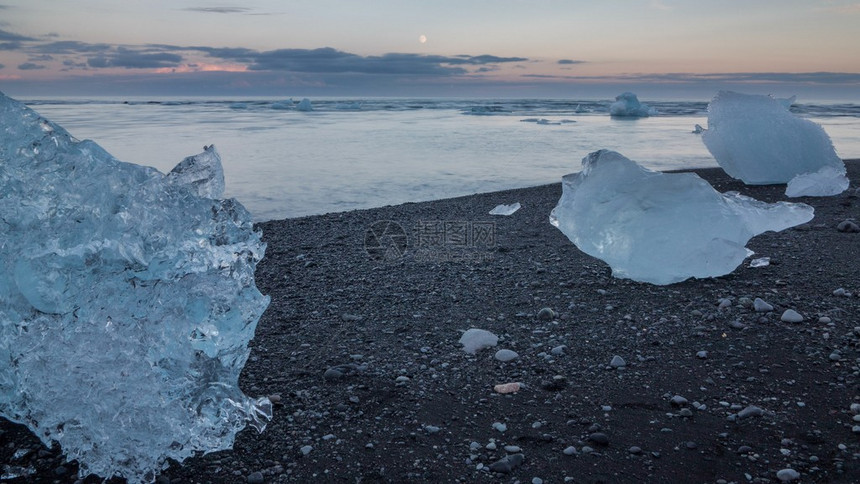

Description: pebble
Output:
[300,445,313,456]
[494,382,522,394]
[425,425,440,434]
[495,349,519,362]
[610,355,626,368]
[737,405,765,419]
[833,287,850,297]
[679,408,694,417]
[504,445,522,453]
[776,468,800,481]
[537,308,556,320]
[587,432,609,446]
[753,298,774,312]
[670,395,688,406]
[395,375,410,383]
[836,220,860,232]
[563,446,578,455]
[829,351,841,361]
[629,446,642,454]
[492,422,507,432]
[533,478,543,484]
[247,471,264,484]
[780,309,804,323]
[696,350,708,359]
[551,345,567,355]
[819,316,832,324]
[488,453,524,473]
[486,441,497,450]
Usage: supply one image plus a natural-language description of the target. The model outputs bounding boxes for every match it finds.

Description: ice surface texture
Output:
[0,92,271,482]
[550,150,814,285]
[702,91,848,196]
[609,92,657,117]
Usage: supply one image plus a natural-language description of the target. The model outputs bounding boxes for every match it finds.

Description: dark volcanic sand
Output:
[2,162,860,484]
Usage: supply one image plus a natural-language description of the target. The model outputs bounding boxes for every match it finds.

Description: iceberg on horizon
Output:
[550,150,814,285]
[702,91,848,196]
[609,92,657,117]
[0,92,271,483]
[296,97,313,111]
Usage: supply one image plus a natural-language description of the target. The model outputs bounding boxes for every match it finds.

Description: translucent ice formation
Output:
[296,97,313,111]
[550,150,814,285]
[0,92,271,483]
[489,202,521,215]
[609,92,657,117]
[702,91,848,196]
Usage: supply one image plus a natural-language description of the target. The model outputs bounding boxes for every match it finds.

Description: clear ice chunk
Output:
[702,91,848,196]
[549,150,814,285]
[609,92,657,117]
[489,202,521,215]
[0,92,271,483]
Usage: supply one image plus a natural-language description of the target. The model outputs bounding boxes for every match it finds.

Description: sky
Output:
[1,0,859,99]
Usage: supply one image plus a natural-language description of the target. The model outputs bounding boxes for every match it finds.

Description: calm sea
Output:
[23,97,860,222]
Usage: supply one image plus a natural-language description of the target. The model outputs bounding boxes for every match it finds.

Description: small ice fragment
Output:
[750,257,770,268]
[490,202,521,215]
[459,328,498,354]
[296,98,313,111]
[692,124,705,134]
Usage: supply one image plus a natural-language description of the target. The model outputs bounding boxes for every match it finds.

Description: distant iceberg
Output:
[296,97,313,111]
[702,91,848,196]
[550,150,814,285]
[609,92,657,117]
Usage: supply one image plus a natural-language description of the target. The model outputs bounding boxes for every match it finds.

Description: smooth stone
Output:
[780,309,804,323]
[610,355,626,368]
[488,454,525,473]
[247,472,264,484]
[537,308,556,320]
[737,405,765,418]
[495,349,519,362]
[587,432,609,446]
[670,395,688,406]
[753,298,774,312]
[563,446,578,455]
[300,445,312,456]
[776,468,800,481]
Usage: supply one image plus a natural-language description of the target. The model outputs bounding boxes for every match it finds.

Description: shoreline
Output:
[2,160,860,483]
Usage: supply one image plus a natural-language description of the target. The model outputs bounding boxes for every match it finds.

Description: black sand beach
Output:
[2,161,860,483]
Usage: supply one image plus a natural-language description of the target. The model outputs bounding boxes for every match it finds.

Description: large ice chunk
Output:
[702,91,848,196]
[609,92,657,117]
[0,92,271,483]
[549,150,814,285]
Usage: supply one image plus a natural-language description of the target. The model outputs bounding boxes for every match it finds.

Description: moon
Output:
[418,34,427,44]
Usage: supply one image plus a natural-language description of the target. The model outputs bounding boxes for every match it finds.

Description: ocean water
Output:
[23,97,860,222]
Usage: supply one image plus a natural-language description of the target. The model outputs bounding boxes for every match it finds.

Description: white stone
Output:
[459,328,499,354]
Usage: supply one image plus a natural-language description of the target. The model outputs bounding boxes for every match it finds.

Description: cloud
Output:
[183,7,252,14]
[32,40,112,54]
[18,62,46,70]
[558,59,585,65]
[87,50,183,69]
[0,28,35,42]
[521,71,860,85]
